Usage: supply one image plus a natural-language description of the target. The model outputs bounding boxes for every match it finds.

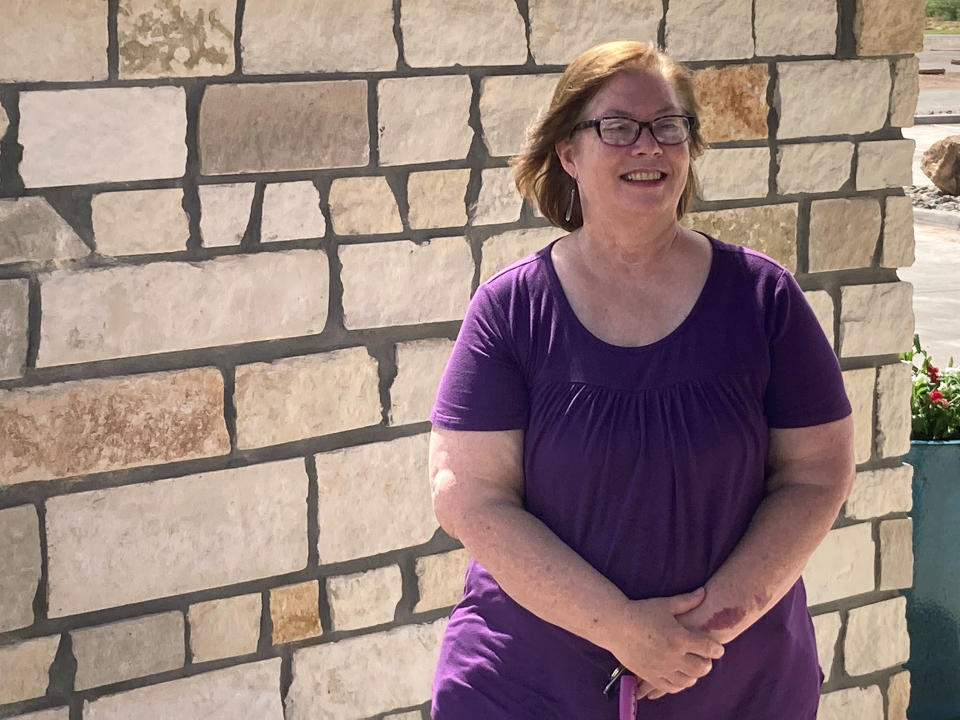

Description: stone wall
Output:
[0,0,921,718]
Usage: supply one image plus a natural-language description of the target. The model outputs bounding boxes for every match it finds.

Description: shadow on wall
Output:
[907,601,960,720]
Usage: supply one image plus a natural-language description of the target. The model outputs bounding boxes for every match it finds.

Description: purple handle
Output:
[619,674,637,720]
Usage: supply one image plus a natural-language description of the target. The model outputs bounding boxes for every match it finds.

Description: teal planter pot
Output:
[906,440,960,720]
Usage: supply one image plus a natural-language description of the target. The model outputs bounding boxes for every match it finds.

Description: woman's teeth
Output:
[623,171,664,181]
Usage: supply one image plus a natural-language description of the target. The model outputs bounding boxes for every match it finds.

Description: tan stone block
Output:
[817,686,883,720]
[0,505,40,632]
[891,57,920,128]
[528,0,660,64]
[479,74,562,157]
[876,361,913,458]
[843,367,876,465]
[776,60,890,139]
[261,181,326,243]
[47,459,307,616]
[8,709,70,720]
[776,142,854,195]
[803,290,834,347]
[118,0,235,78]
[0,279,29,381]
[666,0,753,60]
[692,65,769,143]
[315,434,436,563]
[189,593,261,662]
[234,347,381,450]
[286,621,445,720]
[84,659,283,720]
[755,0,837,56]
[329,176,402,235]
[92,189,189,256]
[384,712,423,720]
[881,196,915,269]
[845,596,909,675]
[0,635,60,704]
[408,169,470,229]
[846,465,913,520]
[470,167,523,226]
[72,612,184,690]
[480,226,558,282]
[808,198,881,272]
[242,0,395,73]
[0,0,107,82]
[200,81,368,174]
[199,183,255,247]
[887,670,910,720]
[340,238,472,329]
[0,103,7,140]
[812,612,841,680]
[694,147,769,201]
[839,282,914,357]
[378,76,473,166]
[857,140,915,191]
[803,523,874,605]
[402,0,526,67]
[0,368,228,486]
[682,204,798,272]
[880,518,913,591]
[327,565,403,631]
[270,581,322,644]
[414,549,469,613]
[854,0,924,56]
[0,197,89,265]
[391,338,455,426]
[38,250,329,366]
[20,87,186,187]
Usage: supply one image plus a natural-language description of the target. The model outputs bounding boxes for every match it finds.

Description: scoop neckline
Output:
[540,231,718,353]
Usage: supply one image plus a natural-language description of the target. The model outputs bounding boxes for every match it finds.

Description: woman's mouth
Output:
[621,170,666,183]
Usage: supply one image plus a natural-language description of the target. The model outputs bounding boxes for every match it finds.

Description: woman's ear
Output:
[555,137,578,181]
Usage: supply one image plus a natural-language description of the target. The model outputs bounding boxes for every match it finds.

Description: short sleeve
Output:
[763,269,852,428]
[430,283,530,431]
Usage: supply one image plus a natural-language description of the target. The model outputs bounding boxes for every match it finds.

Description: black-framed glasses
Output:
[571,115,696,146]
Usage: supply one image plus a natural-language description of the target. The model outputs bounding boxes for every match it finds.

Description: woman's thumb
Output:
[668,586,706,614]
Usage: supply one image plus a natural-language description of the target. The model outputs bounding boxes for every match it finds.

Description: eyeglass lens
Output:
[599,116,690,146]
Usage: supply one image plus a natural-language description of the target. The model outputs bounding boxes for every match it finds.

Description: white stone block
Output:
[694,147,769,201]
[0,279,29,381]
[857,140,915,191]
[839,282,914,358]
[414,549,469,613]
[880,518,914,591]
[329,176,402,235]
[755,0,837,56]
[803,523,874,605]
[803,290,834,346]
[391,338,455,426]
[817,685,883,720]
[188,594,262,663]
[0,197,89,265]
[891,57,920,128]
[480,226,558,283]
[876,361,913,458]
[402,0,526,67]
[327,565,403,631]
[92,189,189,256]
[844,596,909,675]
[199,183,256,248]
[666,0,753,60]
[888,670,910,720]
[842,368,876,465]
[812,611,841,680]
[0,505,40,632]
[470,167,523,226]
[808,198,880,272]
[881,196,915,269]
[407,169,470,229]
[0,635,60,704]
[776,142,854,195]
[479,74,562,157]
[261,181,326,243]
[846,465,913,520]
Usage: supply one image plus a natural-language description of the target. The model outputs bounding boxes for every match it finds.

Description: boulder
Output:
[922,135,960,194]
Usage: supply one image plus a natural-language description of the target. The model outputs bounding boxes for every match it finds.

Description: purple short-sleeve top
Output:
[429,233,852,719]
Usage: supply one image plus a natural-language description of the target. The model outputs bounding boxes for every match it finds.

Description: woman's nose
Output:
[630,126,663,154]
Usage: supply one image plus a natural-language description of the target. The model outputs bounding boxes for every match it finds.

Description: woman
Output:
[428,41,854,719]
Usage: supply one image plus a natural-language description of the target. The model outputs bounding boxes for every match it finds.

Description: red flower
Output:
[930,390,944,402]
[928,365,941,384]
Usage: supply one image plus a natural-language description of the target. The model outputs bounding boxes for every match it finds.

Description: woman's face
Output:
[556,70,690,225]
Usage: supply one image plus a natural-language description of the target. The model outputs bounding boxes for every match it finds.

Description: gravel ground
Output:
[907,184,960,212]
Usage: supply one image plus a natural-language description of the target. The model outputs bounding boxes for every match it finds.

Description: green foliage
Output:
[929,0,960,21]
[900,335,960,441]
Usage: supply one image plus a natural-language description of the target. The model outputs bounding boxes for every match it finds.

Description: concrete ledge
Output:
[913,207,960,228]
[915,114,960,124]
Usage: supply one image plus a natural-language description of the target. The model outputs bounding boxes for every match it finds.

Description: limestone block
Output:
[261,181,326,243]
[7,709,70,720]
[665,0,753,60]
[1,103,7,139]
[694,147,769,201]
[0,0,107,81]
[842,368,876,465]
[858,140,916,192]
[817,686,883,720]
[242,0,395,73]
[0,279,29,380]
[329,176,402,235]
[881,196,915,269]
[776,142,854,195]
[682,204,798,272]
[811,612,841,680]
[479,74,562,157]
[378,76,473,166]
[118,0,235,78]
[340,238,472,328]
[528,0,661,65]
[235,347,381,449]
[854,0,924,56]
[188,594,262,662]
[314,434,436,563]
[72,612,184,690]
[845,596,909,675]
[0,197,89,265]
[327,565,403,631]
[0,635,60,704]
[776,61,890,139]
[92,189,189,256]
[200,81,368,174]
[391,338,455,425]
[839,282,914,357]
[402,0,526,67]
[808,198,881,272]
[286,621,445,720]
[803,290,834,347]
[46,459,307,616]
[270,581,322,644]
[38,249,329,365]
[385,712,423,720]
[802,523,874,605]
[480,226,559,282]
[414,549,469,613]
[0,505,40,632]
[876,361,913,458]
[755,0,837,56]
[846,465,913,520]
[880,518,913,591]
[84,659,283,720]
[19,87,186,187]
[0,368,229,486]
[408,169,470,229]
[891,57,920,128]
[887,671,910,720]
[199,183,256,247]
[470,167,523,226]
[692,65,769,143]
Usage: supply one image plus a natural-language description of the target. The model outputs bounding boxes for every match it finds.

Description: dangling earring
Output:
[564,185,576,223]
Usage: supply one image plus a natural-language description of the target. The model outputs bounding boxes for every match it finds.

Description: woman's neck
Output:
[572,214,683,279]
